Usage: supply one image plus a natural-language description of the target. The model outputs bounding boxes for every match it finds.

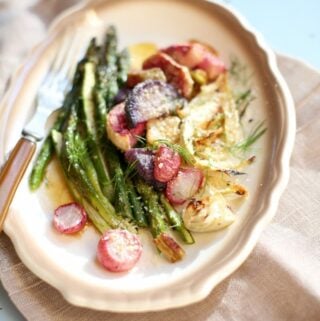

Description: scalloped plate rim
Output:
[0,0,296,312]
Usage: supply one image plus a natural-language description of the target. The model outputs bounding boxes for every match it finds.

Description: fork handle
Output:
[0,137,36,232]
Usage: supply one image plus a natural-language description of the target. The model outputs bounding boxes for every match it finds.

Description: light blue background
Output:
[0,1,319,320]
[226,0,319,69]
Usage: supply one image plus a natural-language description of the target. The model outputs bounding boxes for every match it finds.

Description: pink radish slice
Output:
[196,53,226,80]
[53,202,87,234]
[106,102,146,151]
[166,167,204,204]
[154,146,181,183]
[162,44,203,69]
[143,52,194,98]
[162,43,226,80]
[97,229,142,272]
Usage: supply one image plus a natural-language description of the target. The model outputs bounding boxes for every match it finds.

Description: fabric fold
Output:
[0,3,319,321]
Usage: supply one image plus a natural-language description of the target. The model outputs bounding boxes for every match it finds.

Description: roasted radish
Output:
[166,167,204,204]
[162,43,226,80]
[106,103,145,151]
[97,229,142,272]
[143,52,194,98]
[125,148,165,190]
[113,87,130,104]
[125,79,184,128]
[154,146,181,183]
[125,148,155,183]
[53,202,87,234]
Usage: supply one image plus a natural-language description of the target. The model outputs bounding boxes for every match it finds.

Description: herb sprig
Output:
[236,89,255,118]
[232,121,267,153]
[229,55,255,119]
[152,139,195,165]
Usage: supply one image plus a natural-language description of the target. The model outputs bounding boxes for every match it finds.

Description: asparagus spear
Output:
[29,53,86,191]
[126,178,148,227]
[81,198,111,234]
[136,179,185,262]
[113,166,134,221]
[64,103,101,193]
[69,161,133,232]
[61,105,135,232]
[94,26,119,139]
[94,45,128,130]
[81,40,114,200]
[102,25,119,109]
[117,48,130,87]
[105,142,134,221]
[135,179,167,236]
[104,26,118,68]
[95,36,121,154]
[95,27,143,223]
[95,67,108,136]
[29,95,73,191]
[51,129,110,234]
[29,136,54,190]
[160,194,194,244]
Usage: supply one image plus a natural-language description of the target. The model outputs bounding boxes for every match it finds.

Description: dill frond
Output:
[134,135,147,147]
[235,89,256,118]
[229,56,255,120]
[152,139,195,165]
[233,121,267,153]
[123,160,138,180]
[229,55,253,86]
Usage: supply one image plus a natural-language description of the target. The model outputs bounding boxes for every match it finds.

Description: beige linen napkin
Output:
[0,1,320,320]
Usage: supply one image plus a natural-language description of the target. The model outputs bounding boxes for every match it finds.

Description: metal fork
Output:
[0,30,82,231]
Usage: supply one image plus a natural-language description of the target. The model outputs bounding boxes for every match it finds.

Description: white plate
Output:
[0,0,295,312]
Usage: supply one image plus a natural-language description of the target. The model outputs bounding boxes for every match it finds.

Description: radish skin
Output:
[97,229,142,272]
[53,202,87,234]
[106,103,145,151]
[166,168,204,204]
[154,146,181,183]
[162,43,226,80]
[143,53,194,98]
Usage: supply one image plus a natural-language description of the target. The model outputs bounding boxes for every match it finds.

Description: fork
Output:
[0,30,82,232]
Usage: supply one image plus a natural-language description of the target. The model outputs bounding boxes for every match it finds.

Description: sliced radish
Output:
[166,167,204,204]
[162,43,226,80]
[125,148,166,190]
[97,229,142,272]
[162,44,203,69]
[53,202,87,234]
[125,148,155,184]
[143,53,194,98]
[154,146,181,182]
[196,54,226,80]
[106,103,146,151]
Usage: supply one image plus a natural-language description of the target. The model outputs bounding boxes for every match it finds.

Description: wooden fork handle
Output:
[0,137,36,232]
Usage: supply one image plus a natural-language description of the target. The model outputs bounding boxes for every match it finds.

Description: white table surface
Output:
[0,0,319,320]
